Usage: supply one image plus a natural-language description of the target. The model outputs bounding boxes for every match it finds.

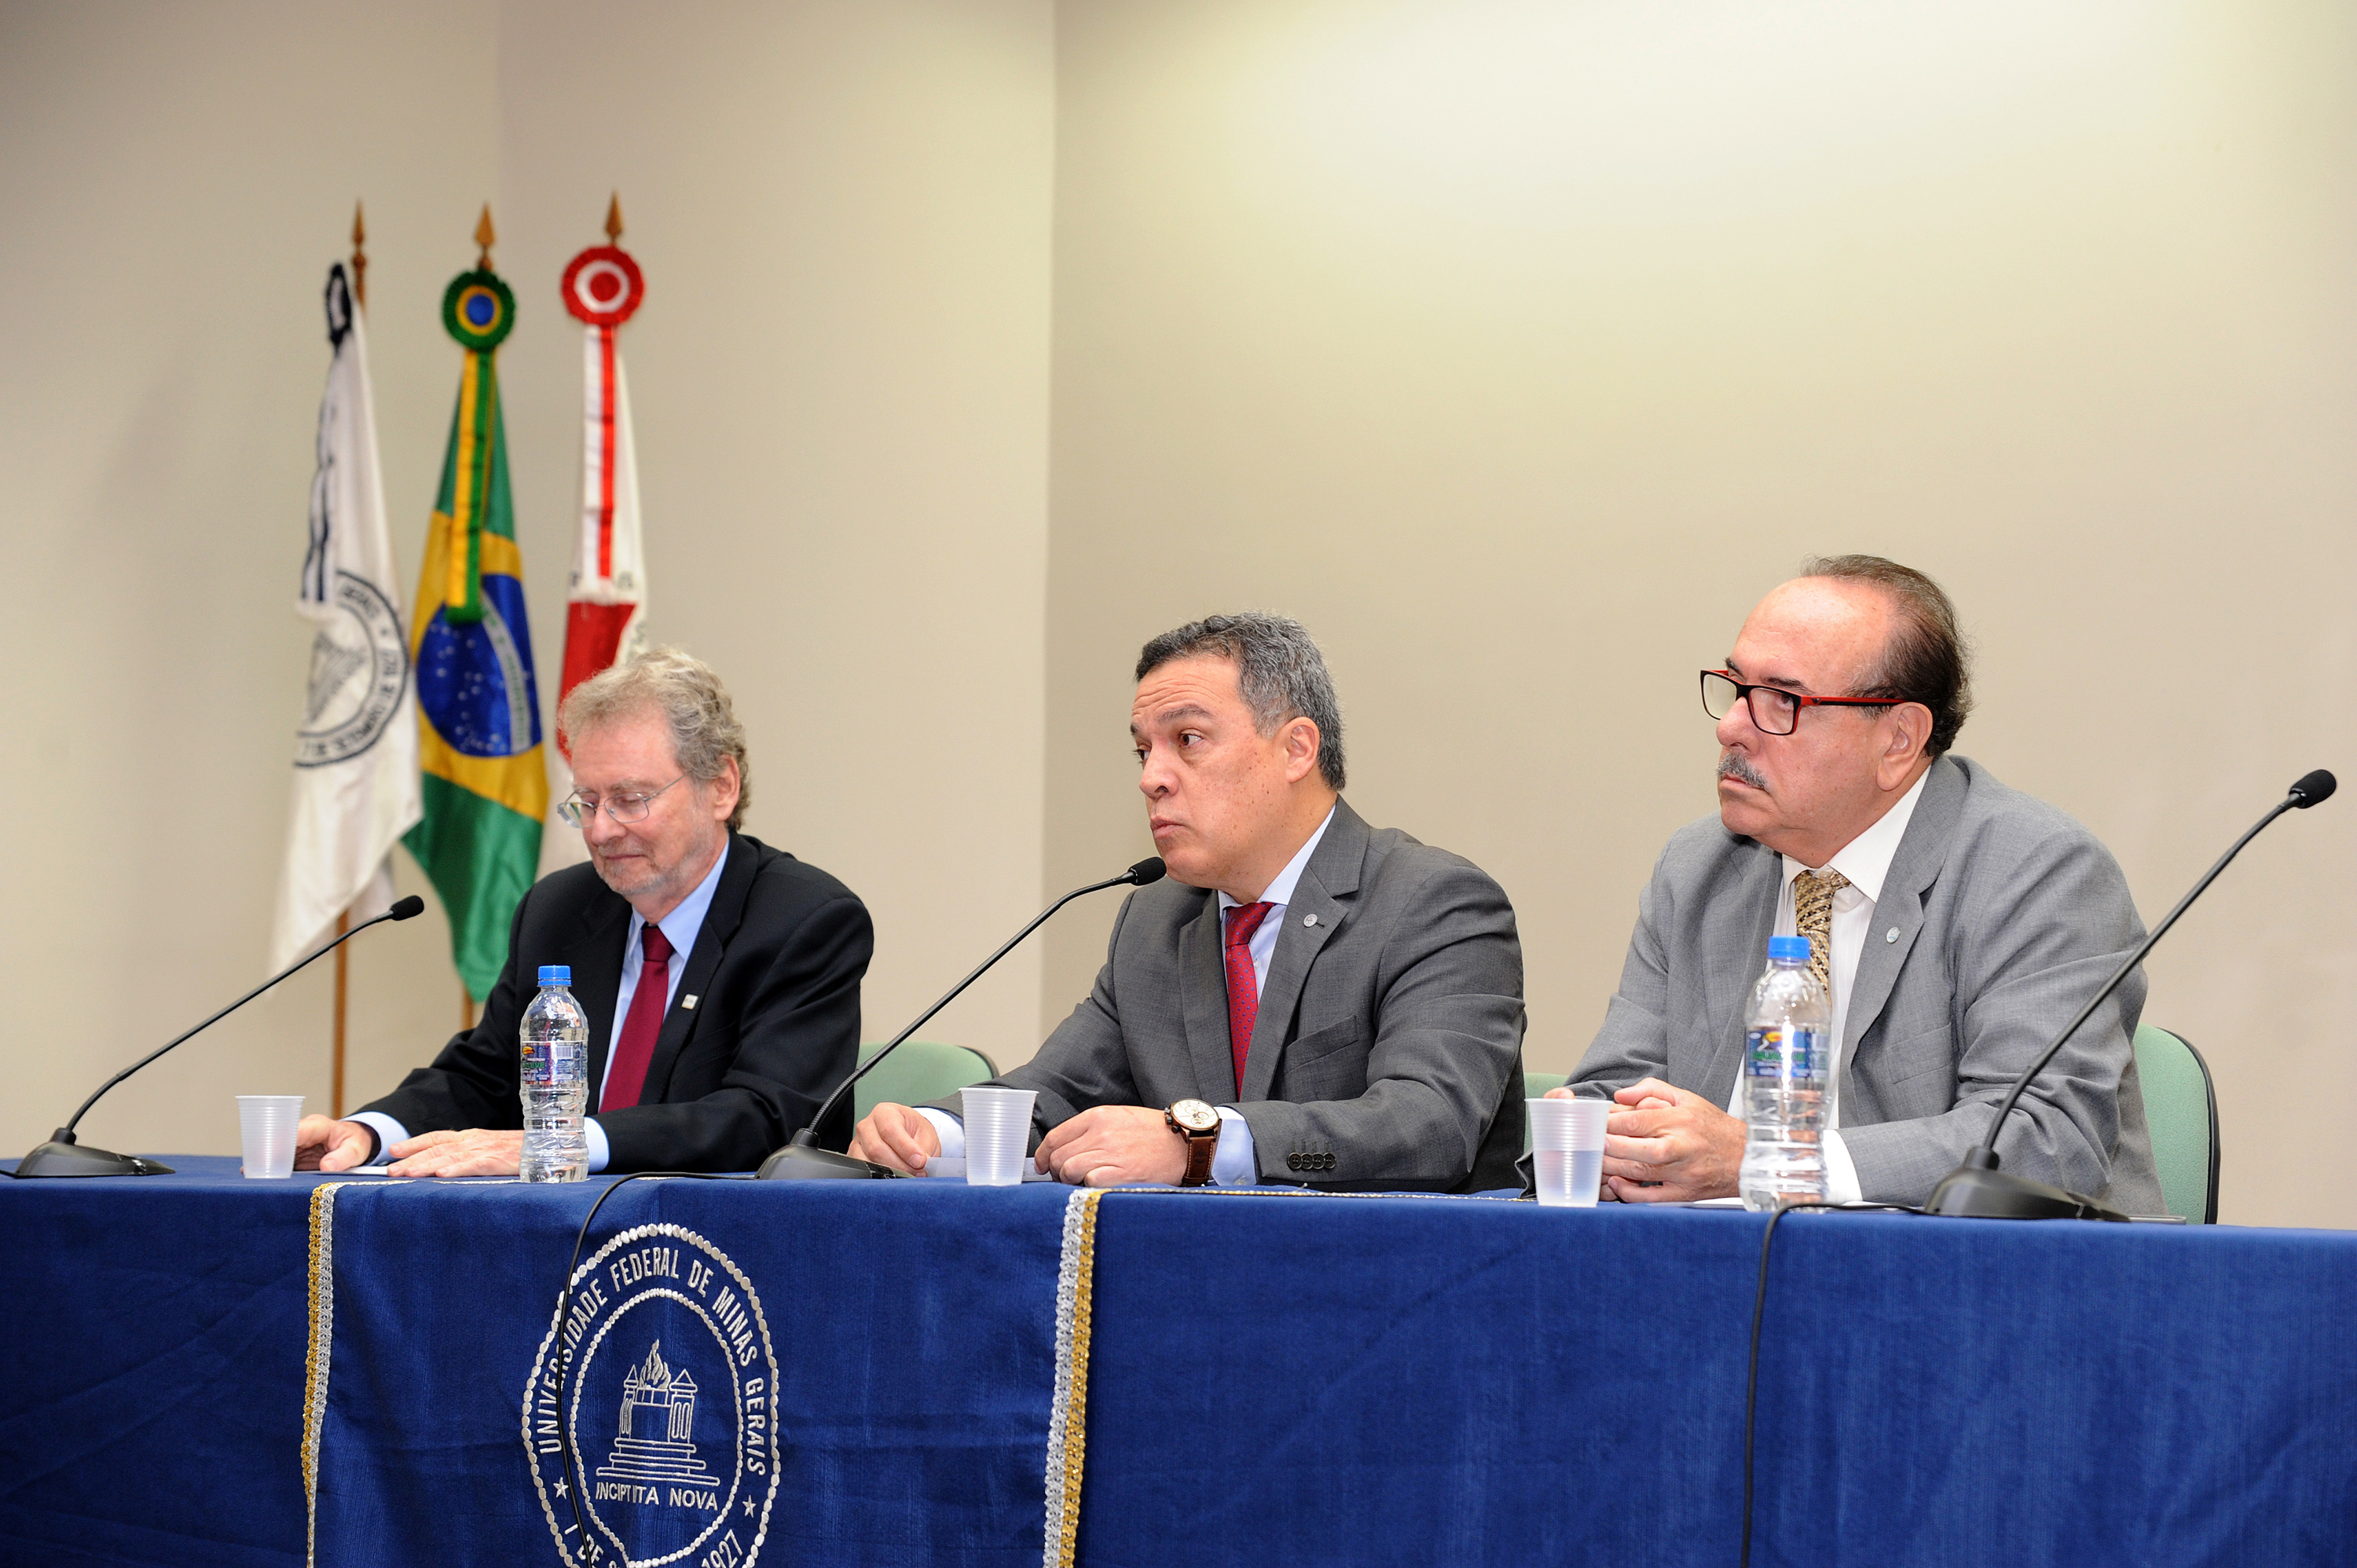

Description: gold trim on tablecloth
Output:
[1043,1187,1105,1567]
[302,1182,350,1568]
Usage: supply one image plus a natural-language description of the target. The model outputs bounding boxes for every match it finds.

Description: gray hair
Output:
[557,647,751,830]
[1135,613,1347,789]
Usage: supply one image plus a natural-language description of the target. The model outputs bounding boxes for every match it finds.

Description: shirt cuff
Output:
[915,1108,966,1165]
[346,1112,406,1163]
[1823,1127,1863,1205]
[1211,1106,1258,1187]
[585,1118,610,1175]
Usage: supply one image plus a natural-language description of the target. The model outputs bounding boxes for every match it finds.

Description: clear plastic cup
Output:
[959,1086,1037,1187]
[238,1095,305,1179]
[1528,1096,1608,1207]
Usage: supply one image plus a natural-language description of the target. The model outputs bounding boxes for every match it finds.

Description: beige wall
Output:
[7,2,2352,1229]
[1041,0,2357,1229]
[0,0,1053,1160]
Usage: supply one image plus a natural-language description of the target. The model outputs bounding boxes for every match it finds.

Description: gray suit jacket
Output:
[956,800,1528,1191]
[1572,755,2165,1211]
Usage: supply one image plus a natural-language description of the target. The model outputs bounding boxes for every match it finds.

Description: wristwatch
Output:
[1164,1099,1220,1186]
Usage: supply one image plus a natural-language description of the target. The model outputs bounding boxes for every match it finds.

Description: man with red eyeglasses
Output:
[1553,555,2164,1211]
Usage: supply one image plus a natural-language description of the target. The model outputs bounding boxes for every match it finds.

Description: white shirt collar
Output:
[1218,803,1338,913]
[628,835,732,958]
[1780,768,1930,905]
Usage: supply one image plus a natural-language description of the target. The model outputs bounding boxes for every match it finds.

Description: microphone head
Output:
[1125,856,1168,886]
[2289,769,2337,808]
[390,895,427,920]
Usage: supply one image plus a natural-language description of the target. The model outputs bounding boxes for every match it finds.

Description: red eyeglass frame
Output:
[1699,669,1899,735]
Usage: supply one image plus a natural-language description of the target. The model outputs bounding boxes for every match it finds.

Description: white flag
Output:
[270,263,422,971]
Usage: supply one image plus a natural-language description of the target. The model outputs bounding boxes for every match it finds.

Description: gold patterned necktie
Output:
[1792,868,1849,996]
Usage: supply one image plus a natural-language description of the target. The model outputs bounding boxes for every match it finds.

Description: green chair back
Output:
[1520,1072,1568,1155]
[2135,1024,2220,1224]
[853,1040,1002,1123]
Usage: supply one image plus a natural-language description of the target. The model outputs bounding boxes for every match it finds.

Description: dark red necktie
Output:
[601,925,674,1112]
[1223,902,1275,1096]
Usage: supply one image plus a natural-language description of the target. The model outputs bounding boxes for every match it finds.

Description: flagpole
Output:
[460,201,494,1039]
[326,201,370,1120]
[331,910,350,1116]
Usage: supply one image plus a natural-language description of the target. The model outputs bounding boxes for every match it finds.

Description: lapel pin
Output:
[681,994,699,1009]
[1884,928,1900,943]
[1303,913,1318,927]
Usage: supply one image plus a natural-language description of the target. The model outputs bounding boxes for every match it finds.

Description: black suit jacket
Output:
[361,833,871,1171]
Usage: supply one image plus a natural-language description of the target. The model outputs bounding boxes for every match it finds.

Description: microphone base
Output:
[10,1134,174,1179]
[754,1143,904,1181]
[1922,1163,2128,1222]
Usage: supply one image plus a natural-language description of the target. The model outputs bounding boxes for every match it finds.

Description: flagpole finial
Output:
[350,200,368,310]
[605,192,624,243]
[475,203,497,268]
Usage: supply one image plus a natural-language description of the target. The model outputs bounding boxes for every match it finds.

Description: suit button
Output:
[1287,1153,1303,1171]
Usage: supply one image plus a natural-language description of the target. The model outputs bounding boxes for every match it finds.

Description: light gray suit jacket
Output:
[1572,755,2165,1211]
[956,800,1529,1192]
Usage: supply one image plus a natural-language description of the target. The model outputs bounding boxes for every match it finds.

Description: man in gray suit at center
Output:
[1556,555,2165,1212]
[851,612,1527,1191]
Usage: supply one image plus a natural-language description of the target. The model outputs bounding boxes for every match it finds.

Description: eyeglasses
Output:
[558,774,686,827]
[1699,670,1897,737]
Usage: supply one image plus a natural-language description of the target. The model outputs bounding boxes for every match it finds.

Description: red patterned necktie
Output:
[601,924,674,1112]
[1223,901,1275,1096]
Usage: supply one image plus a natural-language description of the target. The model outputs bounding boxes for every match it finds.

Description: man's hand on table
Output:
[1035,1105,1186,1187]
[849,1102,942,1174]
[379,1128,526,1178]
[1549,1076,1742,1203]
[294,1115,376,1172]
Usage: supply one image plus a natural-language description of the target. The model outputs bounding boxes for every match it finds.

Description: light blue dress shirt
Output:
[351,842,732,1173]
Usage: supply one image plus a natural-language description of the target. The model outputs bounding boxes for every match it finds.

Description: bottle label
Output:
[1746,1025,1824,1079]
[521,1040,582,1086]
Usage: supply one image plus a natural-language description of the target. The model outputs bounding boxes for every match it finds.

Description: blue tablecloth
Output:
[5,1158,2355,1567]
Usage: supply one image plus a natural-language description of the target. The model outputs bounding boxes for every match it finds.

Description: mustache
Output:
[1717,752,1769,791]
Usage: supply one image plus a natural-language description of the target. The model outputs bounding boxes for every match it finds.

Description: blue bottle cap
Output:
[538,965,572,985]
[1768,936,1812,965]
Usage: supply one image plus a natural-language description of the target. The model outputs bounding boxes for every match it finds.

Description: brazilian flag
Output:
[404,266,546,1001]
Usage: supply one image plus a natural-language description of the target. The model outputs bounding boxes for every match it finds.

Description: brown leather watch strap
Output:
[1180,1126,1216,1186]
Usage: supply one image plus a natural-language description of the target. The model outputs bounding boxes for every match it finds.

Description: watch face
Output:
[1169,1098,1219,1134]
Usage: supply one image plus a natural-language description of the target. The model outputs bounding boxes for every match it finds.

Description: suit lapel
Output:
[640,836,754,1104]
[1241,801,1365,1102]
[577,896,632,1114]
[1838,757,1963,1077]
[1698,841,1783,1110]
[1176,893,1236,1101]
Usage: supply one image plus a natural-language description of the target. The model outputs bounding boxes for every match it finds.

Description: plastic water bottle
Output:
[519,964,589,1183]
[1738,935,1831,1211]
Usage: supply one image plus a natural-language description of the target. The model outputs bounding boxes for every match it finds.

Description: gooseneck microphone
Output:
[1924,770,2334,1220]
[757,857,1167,1180]
[9,895,428,1179]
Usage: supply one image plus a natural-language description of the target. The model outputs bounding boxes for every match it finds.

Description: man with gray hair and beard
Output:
[851,612,1530,1191]
[1552,556,2165,1211]
[295,648,874,1175]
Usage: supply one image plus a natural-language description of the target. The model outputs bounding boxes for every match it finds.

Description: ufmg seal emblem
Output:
[524,1225,780,1567]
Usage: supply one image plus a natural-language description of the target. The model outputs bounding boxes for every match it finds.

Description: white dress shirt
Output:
[1722,771,1929,1205]
[918,805,1338,1185]
[351,842,731,1173]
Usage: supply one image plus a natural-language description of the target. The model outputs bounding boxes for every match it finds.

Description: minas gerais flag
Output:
[405,225,548,1001]
[541,198,651,876]
[270,261,421,972]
